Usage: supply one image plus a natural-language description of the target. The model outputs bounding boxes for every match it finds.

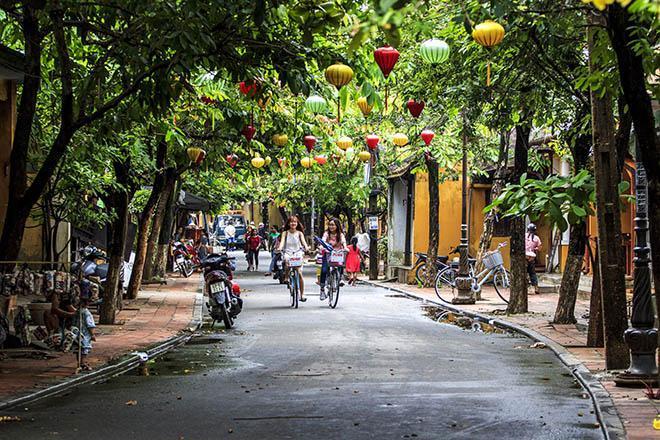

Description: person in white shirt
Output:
[277,215,310,301]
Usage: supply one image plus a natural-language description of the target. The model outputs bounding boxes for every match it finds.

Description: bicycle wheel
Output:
[329,269,339,309]
[434,267,456,303]
[493,269,511,303]
[289,270,299,309]
[414,262,428,285]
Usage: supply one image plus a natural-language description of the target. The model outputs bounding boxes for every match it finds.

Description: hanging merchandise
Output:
[471,20,505,86]
[242,125,256,142]
[366,134,380,151]
[358,151,372,162]
[336,136,353,151]
[421,129,435,146]
[420,39,450,64]
[406,99,425,118]
[272,134,288,147]
[186,147,206,165]
[325,62,354,122]
[356,97,373,117]
[392,133,409,147]
[301,157,314,168]
[251,157,266,168]
[226,153,239,168]
[303,135,317,153]
[305,95,327,114]
[373,45,400,110]
[314,155,327,166]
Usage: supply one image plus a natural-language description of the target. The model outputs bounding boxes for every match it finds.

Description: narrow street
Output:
[1,253,602,439]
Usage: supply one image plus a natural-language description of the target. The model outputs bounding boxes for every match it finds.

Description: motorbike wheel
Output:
[220,303,233,329]
[185,262,194,277]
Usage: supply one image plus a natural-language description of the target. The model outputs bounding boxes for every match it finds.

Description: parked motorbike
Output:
[202,253,241,329]
[70,245,124,310]
[272,251,286,284]
[172,241,195,277]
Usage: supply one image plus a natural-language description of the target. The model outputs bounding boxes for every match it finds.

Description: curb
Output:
[362,279,626,440]
[0,292,205,412]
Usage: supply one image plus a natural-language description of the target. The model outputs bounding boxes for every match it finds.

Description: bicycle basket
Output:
[329,250,345,267]
[482,250,504,269]
[286,252,304,267]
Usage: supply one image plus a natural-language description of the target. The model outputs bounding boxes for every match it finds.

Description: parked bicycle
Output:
[412,247,473,285]
[434,242,510,304]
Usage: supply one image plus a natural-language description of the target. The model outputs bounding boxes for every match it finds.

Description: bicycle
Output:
[413,247,473,285]
[434,242,510,304]
[284,250,304,309]
[326,249,345,309]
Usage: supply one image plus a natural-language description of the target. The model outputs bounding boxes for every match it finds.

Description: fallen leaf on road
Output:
[125,400,138,406]
[529,342,547,349]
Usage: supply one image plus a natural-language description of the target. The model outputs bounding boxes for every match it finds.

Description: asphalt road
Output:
[1,251,602,439]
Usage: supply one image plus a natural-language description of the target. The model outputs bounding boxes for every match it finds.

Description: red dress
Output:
[345,245,361,273]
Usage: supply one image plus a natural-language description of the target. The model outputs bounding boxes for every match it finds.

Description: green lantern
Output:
[305,95,327,114]
[420,39,450,64]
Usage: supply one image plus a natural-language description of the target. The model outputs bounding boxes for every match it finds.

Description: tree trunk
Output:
[553,221,586,324]
[143,168,176,280]
[424,156,439,287]
[278,206,288,225]
[153,178,178,279]
[99,160,130,324]
[126,141,167,299]
[589,14,629,369]
[608,5,660,316]
[345,208,355,239]
[476,130,509,273]
[507,124,531,314]
[587,239,604,347]
[261,201,269,228]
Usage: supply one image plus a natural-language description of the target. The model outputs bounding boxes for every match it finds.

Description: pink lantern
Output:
[242,125,256,142]
[406,99,425,118]
[366,134,380,151]
[421,129,435,146]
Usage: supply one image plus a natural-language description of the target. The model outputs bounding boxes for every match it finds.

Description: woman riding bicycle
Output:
[319,218,347,301]
[277,215,310,301]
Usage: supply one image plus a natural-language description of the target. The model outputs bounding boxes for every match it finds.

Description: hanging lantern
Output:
[472,20,506,86]
[345,147,356,160]
[420,39,450,64]
[325,63,354,90]
[373,45,400,78]
[303,135,317,153]
[301,157,314,169]
[336,136,353,151]
[358,151,371,162]
[239,81,259,98]
[242,125,256,142]
[356,97,373,117]
[314,155,327,166]
[186,147,206,165]
[272,134,288,147]
[421,129,435,146]
[406,99,425,118]
[305,95,327,114]
[392,133,409,147]
[278,158,287,168]
[264,156,272,166]
[366,134,380,151]
[251,157,266,168]
[226,154,239,168]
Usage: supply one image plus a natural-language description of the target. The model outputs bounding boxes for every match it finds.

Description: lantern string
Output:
[487,61,491,87]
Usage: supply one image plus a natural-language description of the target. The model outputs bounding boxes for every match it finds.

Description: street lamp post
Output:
[615,142,658,386]
[453,113,475,304]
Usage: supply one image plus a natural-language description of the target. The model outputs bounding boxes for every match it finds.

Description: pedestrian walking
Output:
[245,227,262,271]
[345,237,362,285]
[525,223,542,295]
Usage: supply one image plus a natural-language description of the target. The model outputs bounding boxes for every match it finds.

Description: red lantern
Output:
[239,81,258,98]
[373,45,400,78]
[303,135,317,153]
[421,129,435,146]
[314,155,327,166]
[407,99,425,118]
[226,154,239,168]
[242,125,256,142]
[366,134,380,151]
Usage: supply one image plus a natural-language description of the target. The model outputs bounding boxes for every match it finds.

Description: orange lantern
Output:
[472,20,505,86]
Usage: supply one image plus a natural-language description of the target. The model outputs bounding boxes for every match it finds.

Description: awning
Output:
[176,190,210,211]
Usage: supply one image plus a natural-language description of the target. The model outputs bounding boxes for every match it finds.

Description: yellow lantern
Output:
[186,147,206,165]
[325,63,353,90]
[356,97,373,117]
[264,156,272,166]
[301,157,313,168]
[272,134,288,147]
[358,151,371,162]
[336,136,353,151]
[392,133,408,147]
[472,20,505,86]
[251,157,265,168]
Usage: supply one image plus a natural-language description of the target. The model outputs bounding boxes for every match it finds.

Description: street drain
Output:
[186,336,224,345]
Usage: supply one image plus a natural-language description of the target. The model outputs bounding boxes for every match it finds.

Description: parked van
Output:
[212,214,247,247]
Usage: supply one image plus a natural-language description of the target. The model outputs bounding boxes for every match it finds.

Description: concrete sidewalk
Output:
[0,274,203,406]
[362,278,659,440]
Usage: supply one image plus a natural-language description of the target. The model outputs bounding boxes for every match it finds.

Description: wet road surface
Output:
[1,252,602,439]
